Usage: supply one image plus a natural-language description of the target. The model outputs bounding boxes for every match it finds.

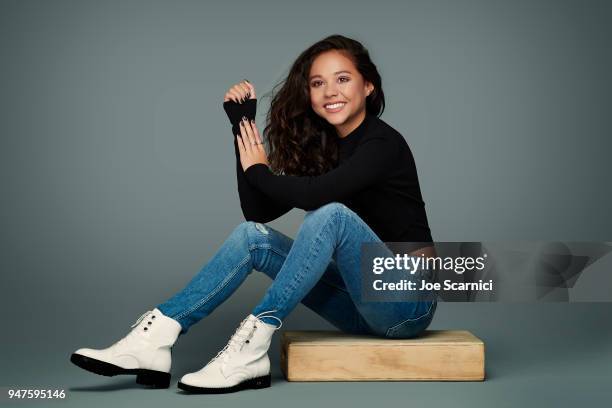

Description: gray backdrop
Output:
[1,0,610,407]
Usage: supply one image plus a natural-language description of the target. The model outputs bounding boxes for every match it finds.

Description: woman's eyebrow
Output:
[309,70,353,80]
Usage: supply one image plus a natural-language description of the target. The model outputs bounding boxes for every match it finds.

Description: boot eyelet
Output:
[144,327,148,331]
[152,315,156,319]
[148,321,152,325]
[246,340,250,343]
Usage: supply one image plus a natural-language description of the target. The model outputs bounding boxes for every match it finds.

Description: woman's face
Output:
[308,50,373,137]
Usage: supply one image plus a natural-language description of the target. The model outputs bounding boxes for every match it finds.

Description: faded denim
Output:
[157,202,436,338]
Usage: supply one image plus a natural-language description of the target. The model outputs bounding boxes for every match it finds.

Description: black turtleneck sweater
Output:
[223,99,433,243]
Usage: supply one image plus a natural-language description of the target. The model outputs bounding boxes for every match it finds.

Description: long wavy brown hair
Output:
[264,35,385,176]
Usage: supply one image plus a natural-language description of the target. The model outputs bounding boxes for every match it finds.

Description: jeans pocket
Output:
[384,301,437,339]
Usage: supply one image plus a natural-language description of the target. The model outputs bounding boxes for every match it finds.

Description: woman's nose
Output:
[324,84,338,97]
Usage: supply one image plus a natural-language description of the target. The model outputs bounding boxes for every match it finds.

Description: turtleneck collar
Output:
[337,113,373,144]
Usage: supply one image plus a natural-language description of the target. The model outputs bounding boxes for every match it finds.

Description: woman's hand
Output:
[236,117,268,171]
[224,79,256,104]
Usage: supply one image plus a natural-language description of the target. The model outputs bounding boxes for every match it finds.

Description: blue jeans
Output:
[157,202,437,339]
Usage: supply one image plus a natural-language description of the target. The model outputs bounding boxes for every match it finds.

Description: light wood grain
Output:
[280,330,485,381]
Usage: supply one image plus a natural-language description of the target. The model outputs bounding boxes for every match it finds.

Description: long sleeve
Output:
[223,99,293,223]
[243,135,398,211]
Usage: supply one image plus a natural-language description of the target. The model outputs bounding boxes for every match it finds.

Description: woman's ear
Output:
[366,82,374,96]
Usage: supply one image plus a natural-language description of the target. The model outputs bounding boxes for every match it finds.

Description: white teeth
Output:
[325,102,345,109]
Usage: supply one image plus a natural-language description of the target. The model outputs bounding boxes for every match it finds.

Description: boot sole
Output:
[177,374,271,394]
[70,353,171,388]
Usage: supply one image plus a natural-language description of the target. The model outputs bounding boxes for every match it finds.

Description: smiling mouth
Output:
[324,102,347,113]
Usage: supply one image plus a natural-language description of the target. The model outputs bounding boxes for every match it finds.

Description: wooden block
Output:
[280,330,485,381]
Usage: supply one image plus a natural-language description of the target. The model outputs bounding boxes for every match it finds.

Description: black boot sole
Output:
[177,374,271,394]
[70,353,171,389]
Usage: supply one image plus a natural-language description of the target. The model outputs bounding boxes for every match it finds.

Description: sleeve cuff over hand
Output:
[223,99,257,126]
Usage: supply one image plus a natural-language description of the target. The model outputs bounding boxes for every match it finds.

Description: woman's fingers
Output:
[241,119,264,149]
[243,80,256,99]
[228,89,242,103]
[240,117,256,148]
[225,83,243,102]
[225,80,256,104]
[232,85,246,102]
[224,91,237,102]
[251,121,263,147]
[232,84,249,103]
[237,118,266,171]
[239,120,253,156]
[236,82,251,100]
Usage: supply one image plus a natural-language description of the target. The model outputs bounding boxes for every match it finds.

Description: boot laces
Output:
[112,310,154,348]
[211,310,282,363]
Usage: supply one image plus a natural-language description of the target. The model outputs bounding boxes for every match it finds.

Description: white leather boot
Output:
[177,311,282,394]
[71,308,181,388]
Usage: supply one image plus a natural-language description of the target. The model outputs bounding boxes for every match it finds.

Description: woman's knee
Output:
[304,202,350,223]
[231,221,272,246]
[230,221,288,278]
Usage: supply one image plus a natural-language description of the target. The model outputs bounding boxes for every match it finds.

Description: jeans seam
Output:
[172,254,251,322]
[337,204,380,246]
[249,243,288,260]
[385,300,436,337]
[275,208,342,314]
[258,240,349,294]
[172,242,286,322]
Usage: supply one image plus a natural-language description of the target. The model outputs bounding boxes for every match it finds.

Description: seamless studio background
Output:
[1,0,611,407]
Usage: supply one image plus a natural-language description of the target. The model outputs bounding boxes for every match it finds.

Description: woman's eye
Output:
[311,80,323,87]
[338,77,350,83]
